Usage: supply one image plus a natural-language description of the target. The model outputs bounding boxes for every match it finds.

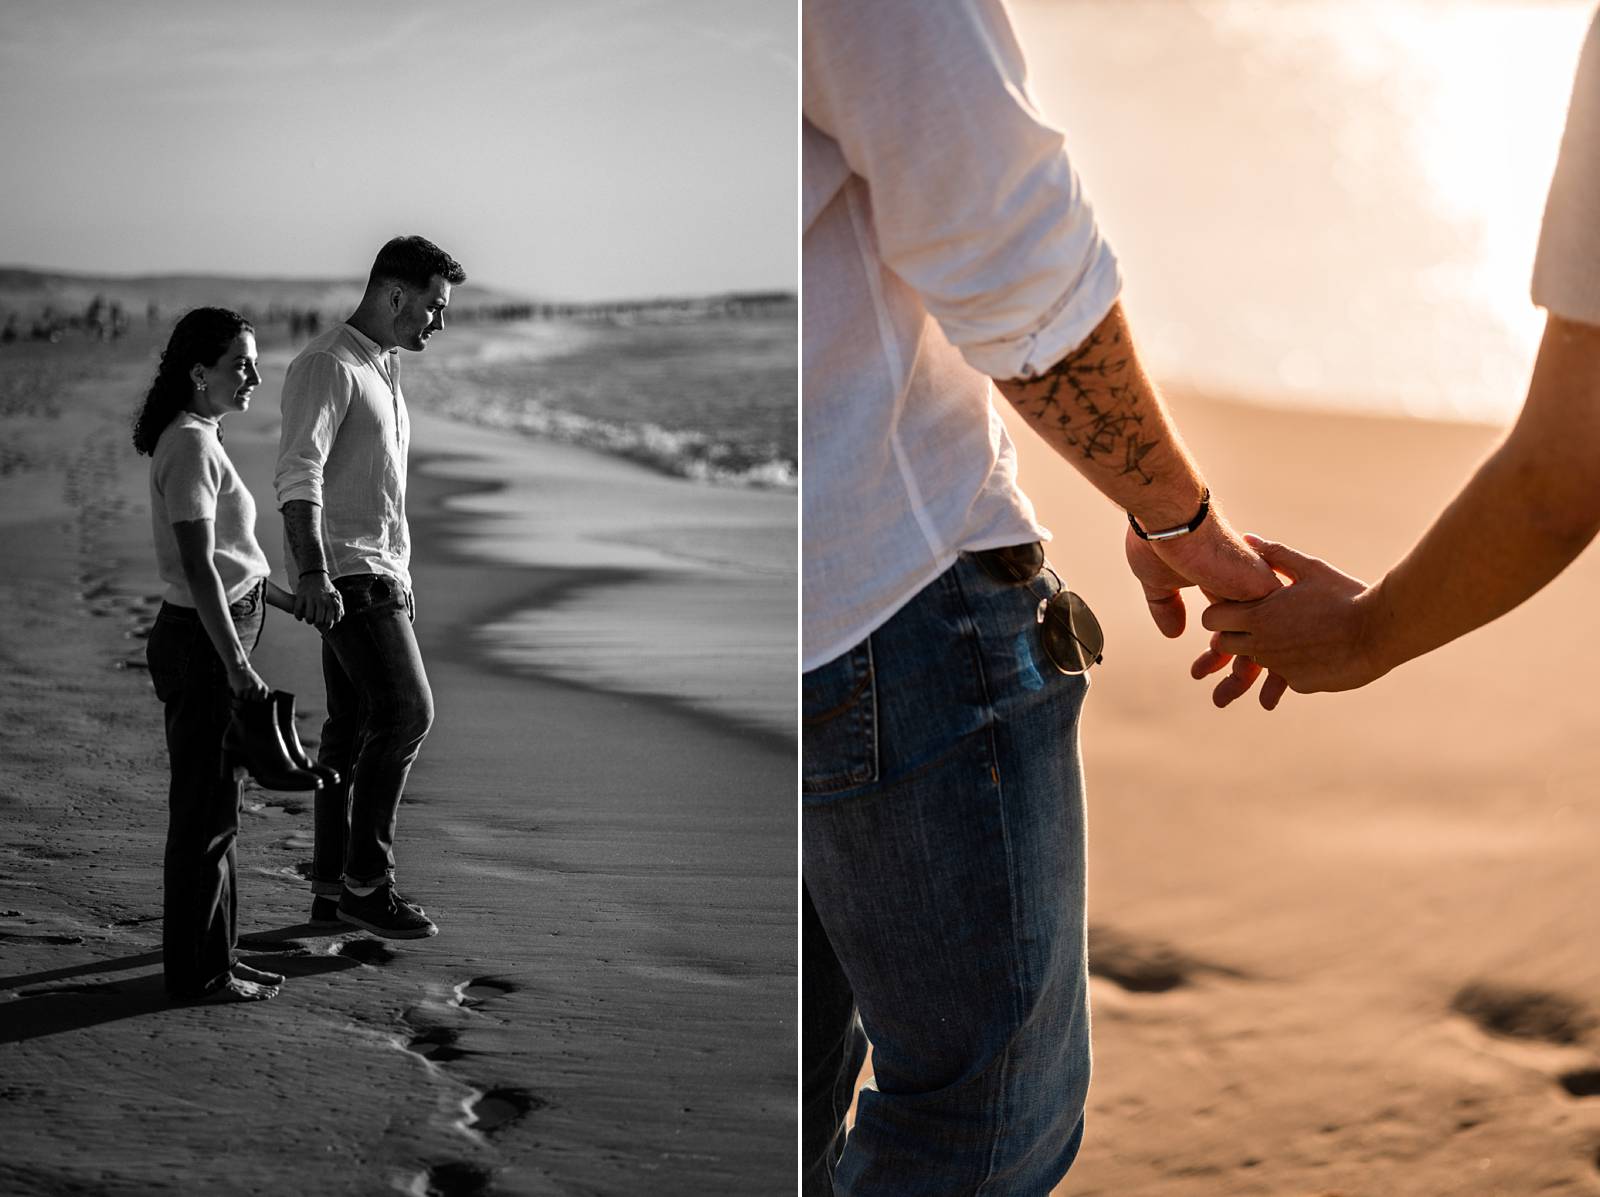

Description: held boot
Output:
[224,694,321,791]
[271,690,340,788]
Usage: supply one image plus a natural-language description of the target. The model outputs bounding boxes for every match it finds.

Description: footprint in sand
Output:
[451,976,516,1010]
[1450,979,1600,1169]
[413,1160,495,1197]
[406,1025,473,1064]
[1450,981,1596,1046]
[468,1087,549,1134]
[1558,1069,1600,1098]
[1088,924,1248,994]
[333,938,396,966]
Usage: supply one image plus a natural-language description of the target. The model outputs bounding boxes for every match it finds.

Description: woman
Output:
[1196,9,1600,706]
[135,307,296,1003]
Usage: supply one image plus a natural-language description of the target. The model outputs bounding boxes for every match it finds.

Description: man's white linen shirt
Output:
[802,0,1122,671]
[275,322,412,590]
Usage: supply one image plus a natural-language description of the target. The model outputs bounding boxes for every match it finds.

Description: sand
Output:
[13,319,1600,1197]
[995,389,1600,1196]
[0,328,795,1196]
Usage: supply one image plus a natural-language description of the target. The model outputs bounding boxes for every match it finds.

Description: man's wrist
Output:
[1129,487,1211,542]
[1128,481,1211,537]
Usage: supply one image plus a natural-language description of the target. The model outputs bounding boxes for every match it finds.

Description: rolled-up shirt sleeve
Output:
[1533,8,1600,325]
[275,351,354,509]
[802,0,1121,379]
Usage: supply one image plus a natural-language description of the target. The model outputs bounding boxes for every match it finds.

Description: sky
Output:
[0,0,796,301]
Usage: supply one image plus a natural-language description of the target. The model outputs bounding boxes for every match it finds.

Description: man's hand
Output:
[1199,536,1391,707]
[294,571,344,630]
[1125,516,1288,707]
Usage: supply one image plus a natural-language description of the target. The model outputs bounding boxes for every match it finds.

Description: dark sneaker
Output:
[390,889,427,917]
[309,895,341,927]
[337,884,438,939]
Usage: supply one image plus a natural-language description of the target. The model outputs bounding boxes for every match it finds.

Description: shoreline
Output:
[407,445,796,752]
[0,331,795,1195]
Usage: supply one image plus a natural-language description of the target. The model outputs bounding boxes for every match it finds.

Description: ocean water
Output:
[387,309,797,739]
[401,304,796,487]
[1011,0,1594,424]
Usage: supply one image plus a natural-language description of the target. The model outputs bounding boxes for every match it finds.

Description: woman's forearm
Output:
[182,562,251,675]
[172,517,252,684]
[1368,316,1600,672]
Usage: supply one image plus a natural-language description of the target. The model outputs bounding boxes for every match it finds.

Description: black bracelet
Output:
[299,568,329,579]
[1128,488,1211,542]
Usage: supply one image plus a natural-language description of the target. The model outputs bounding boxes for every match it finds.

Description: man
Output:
[275,235,466,940]
[1198,8,1600,707]
[802,2,1279,1191]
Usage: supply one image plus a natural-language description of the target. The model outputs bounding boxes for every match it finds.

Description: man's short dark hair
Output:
[368,235,467,291]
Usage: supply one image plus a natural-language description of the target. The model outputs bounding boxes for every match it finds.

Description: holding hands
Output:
[1196,537,1394,709]
[293,570,344,631]
[1122,511,1290,708]
[266,576,342,630]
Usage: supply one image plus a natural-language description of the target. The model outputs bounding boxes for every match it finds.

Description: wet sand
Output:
[0,330,794,1195]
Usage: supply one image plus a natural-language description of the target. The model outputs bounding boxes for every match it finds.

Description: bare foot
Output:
[193,976,279,1003]
[232,962,286,987]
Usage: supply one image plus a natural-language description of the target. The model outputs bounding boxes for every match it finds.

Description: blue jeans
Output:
[312,573,433,892]
[145,583,264,998]
[802,553,1092,1195]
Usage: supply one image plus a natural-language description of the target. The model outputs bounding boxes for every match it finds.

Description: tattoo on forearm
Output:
[282,502,327,575]
[1011,325,1159,484]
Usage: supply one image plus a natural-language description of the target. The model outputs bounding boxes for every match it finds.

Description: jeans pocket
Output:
[802,639,878,798]
[336,573,409,619]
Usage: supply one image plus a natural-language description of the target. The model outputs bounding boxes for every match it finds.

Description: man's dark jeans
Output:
[312,573,433,892]
[803,553,1092,1194]
[145,585,263,998]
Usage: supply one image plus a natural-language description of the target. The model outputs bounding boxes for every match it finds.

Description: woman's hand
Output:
[1199,537,1392,705]
[263,581,297,613]
[227,660,270,701]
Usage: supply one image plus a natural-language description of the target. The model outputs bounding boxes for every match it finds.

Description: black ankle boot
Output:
[270,691,340,787]
[224,695,321,791]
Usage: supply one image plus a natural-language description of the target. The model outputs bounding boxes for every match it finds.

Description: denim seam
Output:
[801,639,879,795]
[949,561,1031,1191]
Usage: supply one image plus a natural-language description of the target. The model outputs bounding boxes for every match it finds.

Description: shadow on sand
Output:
[0,924,362,1044]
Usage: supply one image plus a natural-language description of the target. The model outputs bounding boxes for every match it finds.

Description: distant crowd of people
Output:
[0,286,796,350]
[1,294,137,345]
[0,296,328,348]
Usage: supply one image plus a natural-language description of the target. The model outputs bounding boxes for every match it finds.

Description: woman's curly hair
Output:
[132,307,253,456]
